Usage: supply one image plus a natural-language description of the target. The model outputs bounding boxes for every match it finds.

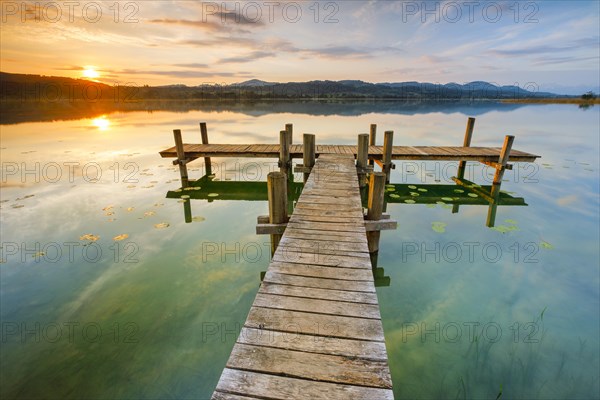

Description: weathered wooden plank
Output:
[212,391,259,400]
[263,271,376,293]
[237,327,388,359]
[268,261,374,280]
[273,249,372,269]
[253,292,381,319]
[285,221,365,233]
[245,307,385,341]
[276,244,371,261]
[278,237,369,253]
[214,369,394,400]
[226,344,392,388]
[259,281,378,304]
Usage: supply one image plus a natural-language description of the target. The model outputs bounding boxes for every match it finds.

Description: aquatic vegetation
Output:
[410,192,420,197]
[180,195,190,200]
[154,223,170,229]
[389,194,400,199]
[79,234,99,241]
[192,216,206,222]
[208,193,219,197]
[467,193,478,198]
[504,219,518,225]
[418,188,428,192]
[404,199,416,204]
[441,197,454,202]
[113,234,129,241]
[431,221,447,233]
[453,189,464,193]
[126,207,135,212]
[540,241,554,249]
[408,185,417,189]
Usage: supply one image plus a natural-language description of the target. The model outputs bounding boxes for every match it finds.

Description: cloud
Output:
[170,63,209,69]
[218,51,275,64]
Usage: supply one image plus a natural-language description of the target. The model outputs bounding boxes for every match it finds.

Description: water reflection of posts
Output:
[199,122,212,175]
[173,129,189,187]
[487,135,514,227]
[267,172,288,256]
[366,173,386,253]
[285,123,293,147]
[183,198,192,223]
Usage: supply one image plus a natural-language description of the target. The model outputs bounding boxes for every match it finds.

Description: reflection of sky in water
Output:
[1,103,598,399]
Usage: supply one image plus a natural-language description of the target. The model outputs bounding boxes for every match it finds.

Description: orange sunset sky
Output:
[1,1,598,94]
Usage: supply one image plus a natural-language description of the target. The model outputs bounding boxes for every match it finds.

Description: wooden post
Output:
[382,130,394,183]
[285,123,293,147]
[268,171,287,255]
[199,122,212,175]
[490,135,514,199]
[366,172,385,253]
[369,124,377,166]
[357,134,369,187]
[173,129,189,187]
[279,130,291,176]
[303,133,315,183]
[457,117,475,180]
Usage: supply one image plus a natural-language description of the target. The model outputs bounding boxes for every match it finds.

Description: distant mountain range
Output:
[0,71,569,101]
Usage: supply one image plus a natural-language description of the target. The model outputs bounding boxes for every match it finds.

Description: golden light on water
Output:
[92,116,110,131]
[82,66,100,80]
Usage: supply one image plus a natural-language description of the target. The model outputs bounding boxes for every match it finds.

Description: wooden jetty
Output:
[158,118,540,398]
[212,154,395,399]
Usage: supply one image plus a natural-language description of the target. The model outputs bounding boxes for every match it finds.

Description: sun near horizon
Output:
[82,66,100,81]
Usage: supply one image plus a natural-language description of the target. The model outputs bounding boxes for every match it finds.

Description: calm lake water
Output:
[1,101,599,399]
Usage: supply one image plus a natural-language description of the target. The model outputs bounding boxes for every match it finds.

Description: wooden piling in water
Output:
[369,124,377,166]
[199,122,212,175]
[366,172,386,253]
[173,129,189,186]
[268,172,288,255]
[279,130,291,177]
[457,117,475,180]
[303,133,315,183]
[382,131,394,183]
[285,123,293,147]
[357,134,369,188]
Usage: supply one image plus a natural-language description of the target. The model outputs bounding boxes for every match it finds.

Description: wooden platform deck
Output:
[160,143,539,162]
[212,154,394,400]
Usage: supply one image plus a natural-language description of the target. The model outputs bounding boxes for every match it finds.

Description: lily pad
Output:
[417,188,428,192]
[154,223,170,229]
[404,199,416,204]
[102,206,114,211]
[126,207,135,212]
[144,211,156,217]
[389,194,400,199]
[468,193,478,198]
[436,201,446,205]
[453,189,464,193]
[11,204,24,209]
[192,216,206,222]
[79,234,99,241]
[431,222,447,233]
[410,192,420,197]
[426,204,436,208]
[113,234,129,241]
[180,195,190,200]
[505,219,518,224]
[490,225,518,233]
[408,185,417,189]
[208,193,219,198]
[441,197,454,202]
[540,241,554,249]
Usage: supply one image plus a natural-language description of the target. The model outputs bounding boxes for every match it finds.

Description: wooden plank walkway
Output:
[160,143,539,162]
[212,154,394,400]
